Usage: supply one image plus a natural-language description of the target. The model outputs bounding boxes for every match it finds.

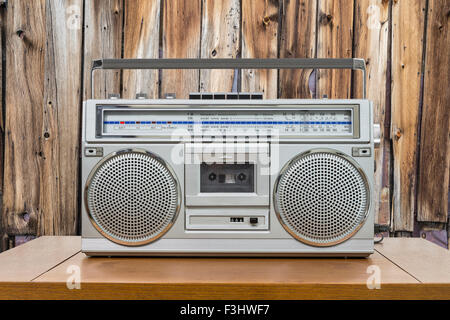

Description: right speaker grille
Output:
[274,151,369,246]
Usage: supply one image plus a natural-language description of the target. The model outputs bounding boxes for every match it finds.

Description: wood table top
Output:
[0,236,449,299]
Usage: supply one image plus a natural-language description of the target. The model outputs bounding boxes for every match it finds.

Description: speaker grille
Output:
[274,151,369,246]
[86,150,179,246]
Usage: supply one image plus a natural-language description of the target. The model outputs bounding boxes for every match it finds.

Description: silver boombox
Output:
[81,59,379,257]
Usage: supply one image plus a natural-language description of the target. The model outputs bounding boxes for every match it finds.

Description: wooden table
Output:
[0,236,449,299]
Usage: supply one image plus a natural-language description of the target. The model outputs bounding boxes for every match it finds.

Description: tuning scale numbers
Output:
[102,109,353,136]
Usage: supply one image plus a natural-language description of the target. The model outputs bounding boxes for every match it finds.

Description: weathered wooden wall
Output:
[3,0,46,241]
[0,1,5,251]
[0,0,448,251]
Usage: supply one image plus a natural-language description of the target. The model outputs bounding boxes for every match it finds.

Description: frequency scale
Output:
[99,106,356,137]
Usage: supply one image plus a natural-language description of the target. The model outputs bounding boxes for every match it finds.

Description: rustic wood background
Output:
[0,0,448,251]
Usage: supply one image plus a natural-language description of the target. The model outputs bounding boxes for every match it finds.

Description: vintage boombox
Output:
[81,58,379,257]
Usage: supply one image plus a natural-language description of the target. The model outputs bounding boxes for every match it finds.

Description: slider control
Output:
[250,217,258,225]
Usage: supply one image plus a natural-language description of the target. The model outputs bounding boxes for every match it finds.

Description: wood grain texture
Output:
[390,0,426,231]
[353,0,390,224]
[1,237,450,299]
[200,0,240,92]
[0,5,4,195]
[26,239,450,300]
[83,0,123,100]
[317,0,354,99]
[161,0,201,99]
[417,0,450,223]
[31,251,436,300]
[122,0,160,99]
[376,238,450,283]
[5,282,450,300]
[241,0,279,98]
[39,0,83,236]
[0,3,5,251]
[0,236,80,282]
[35,251,415,285]
[2,0,46,235]
[279,0,316,98]
[0,0,447,241]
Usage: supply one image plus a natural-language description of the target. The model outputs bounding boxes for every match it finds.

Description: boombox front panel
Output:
[81,99,374,256]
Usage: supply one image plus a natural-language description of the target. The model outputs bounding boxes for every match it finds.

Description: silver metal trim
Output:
[97,104,360,139]
[373,123,381,148]
[84,148,181,246]
[97,104,359,111]
[273,148,371,247]
[82,238,374,257]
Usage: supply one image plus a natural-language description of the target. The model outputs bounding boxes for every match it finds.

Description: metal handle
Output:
[91,58,366,99]
[373,123,381,148]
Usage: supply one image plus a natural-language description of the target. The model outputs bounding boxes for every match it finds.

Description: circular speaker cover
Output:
[85,149,180,246]
[274,150,370,246]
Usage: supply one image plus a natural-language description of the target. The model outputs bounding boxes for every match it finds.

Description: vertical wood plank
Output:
[200,0,240,92]
[0,3,5,194]
[161,0,201,99]
[241,0,279,98]
[317,0,354,99]
[417,0,449,223]
[2,0,46,235]
[279,0,317,98]
[391,0,426,231]
[353,0,390,224]
[83,0,123,100]
[1,3,6,251]
[38,0,83,235]
[122,0,160,99]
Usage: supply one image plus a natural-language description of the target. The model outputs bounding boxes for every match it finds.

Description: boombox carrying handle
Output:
[90,58,366,99]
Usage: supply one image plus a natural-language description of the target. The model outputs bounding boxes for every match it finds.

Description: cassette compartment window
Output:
[200,163,255,193]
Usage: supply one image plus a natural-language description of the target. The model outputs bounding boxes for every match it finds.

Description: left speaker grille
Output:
[86,150,179,246]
